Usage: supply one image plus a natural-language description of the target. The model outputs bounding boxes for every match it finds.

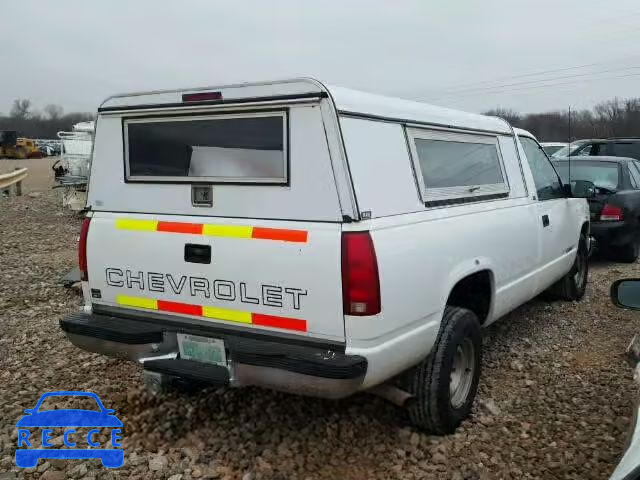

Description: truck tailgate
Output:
[86,212,345,341]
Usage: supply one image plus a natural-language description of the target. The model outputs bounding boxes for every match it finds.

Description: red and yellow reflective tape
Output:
[116,294,308,332]
[115,219,308,243]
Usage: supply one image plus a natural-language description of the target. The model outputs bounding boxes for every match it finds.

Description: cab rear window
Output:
[124,112,287,183]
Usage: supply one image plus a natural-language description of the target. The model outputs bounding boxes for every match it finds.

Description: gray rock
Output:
[69,463,89,478]
[510,360,525,371]
[149,455,168,471]
[48,459,67,469]
[41,471,66,480]
[479,398,502,416]
[129,453,147,466]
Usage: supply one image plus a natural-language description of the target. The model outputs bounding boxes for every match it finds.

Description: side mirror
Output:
[569,180,596,198]
[611,279,640,310]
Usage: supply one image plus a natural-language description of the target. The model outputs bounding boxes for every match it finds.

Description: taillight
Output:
[341,231,381,316]
[600,204,624,221]
[79,217,91,281]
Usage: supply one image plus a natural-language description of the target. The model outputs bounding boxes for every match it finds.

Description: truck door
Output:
[519,136,575,289]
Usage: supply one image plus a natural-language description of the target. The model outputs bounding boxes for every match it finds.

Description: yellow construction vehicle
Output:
[0,131,42,159]
[17,138,42,158]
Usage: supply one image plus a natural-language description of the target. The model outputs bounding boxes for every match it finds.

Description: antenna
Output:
[568,105,572,187]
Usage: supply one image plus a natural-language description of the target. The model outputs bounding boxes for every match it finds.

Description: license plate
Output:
[177,333,227,367]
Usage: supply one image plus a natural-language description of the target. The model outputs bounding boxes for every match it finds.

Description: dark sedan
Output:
[553,156,640,262]
[560,138,640,160]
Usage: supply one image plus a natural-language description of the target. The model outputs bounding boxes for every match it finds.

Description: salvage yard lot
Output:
[1,160,640,479]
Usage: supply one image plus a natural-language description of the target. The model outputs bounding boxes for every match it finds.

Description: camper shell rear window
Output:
[124,111,288,184]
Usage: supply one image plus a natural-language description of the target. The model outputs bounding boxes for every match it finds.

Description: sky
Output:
[3,0,640,116]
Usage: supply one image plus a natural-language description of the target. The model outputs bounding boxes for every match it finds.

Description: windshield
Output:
[551,144,582,158]
[553,161,619,190]
[542,145,565,156]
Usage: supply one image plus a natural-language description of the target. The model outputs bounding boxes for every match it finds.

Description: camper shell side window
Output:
[406,128,510,205]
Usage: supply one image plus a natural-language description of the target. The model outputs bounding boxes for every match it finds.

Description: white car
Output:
[541,142,569,157]
[552,139,606,158]
[60,78,592,433]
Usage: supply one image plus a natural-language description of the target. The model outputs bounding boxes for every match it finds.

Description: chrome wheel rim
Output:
[450,338,475,409]
[573,250,586,289]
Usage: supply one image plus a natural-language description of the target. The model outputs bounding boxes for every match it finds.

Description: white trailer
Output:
[55,121,95,210]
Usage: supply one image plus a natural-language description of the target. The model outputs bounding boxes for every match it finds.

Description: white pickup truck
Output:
[61,78,592,433]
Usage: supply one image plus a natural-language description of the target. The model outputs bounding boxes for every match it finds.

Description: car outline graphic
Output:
[15,391,124,468]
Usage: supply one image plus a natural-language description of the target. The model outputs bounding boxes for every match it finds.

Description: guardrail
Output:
[0,167,27,196]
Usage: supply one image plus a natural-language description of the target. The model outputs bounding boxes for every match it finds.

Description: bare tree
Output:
[10,99,32,119]
[44,104,64,120]
[483,108,521,126]
[483,98,640,141]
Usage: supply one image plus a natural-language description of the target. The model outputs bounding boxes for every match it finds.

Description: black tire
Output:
[405,306,481,434]
[547,234,589,301]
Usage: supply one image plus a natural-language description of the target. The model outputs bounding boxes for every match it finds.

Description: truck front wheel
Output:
[405,306,481,434]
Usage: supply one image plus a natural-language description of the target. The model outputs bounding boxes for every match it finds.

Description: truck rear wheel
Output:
[547,234,589,300]
[405,306,481,434]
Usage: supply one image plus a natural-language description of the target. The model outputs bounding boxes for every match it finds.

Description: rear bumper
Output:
[591,221,636,248]
[60,310,367,399]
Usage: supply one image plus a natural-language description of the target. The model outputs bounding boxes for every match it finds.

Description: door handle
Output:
[184,244,211,264]
[542,215,550,227]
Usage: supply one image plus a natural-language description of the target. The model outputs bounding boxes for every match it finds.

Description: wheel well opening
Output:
[447,270,492,324]
[581,222,589,237]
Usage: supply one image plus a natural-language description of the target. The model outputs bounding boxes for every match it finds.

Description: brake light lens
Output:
[600,204,624,221]
[79,217,91,281]
[182,91,223,102]
[341,231,381,316]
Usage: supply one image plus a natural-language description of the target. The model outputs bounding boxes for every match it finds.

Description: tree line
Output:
[484,97,640,142]
[0,99,94,139]
[3,95,640,142]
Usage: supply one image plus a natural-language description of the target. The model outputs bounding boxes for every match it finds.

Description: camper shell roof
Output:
[99,78,512,135]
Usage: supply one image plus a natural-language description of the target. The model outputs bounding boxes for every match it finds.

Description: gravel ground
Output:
[1,171,640,479]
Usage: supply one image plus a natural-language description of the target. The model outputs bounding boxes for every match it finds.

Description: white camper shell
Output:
[61,78,590,433]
